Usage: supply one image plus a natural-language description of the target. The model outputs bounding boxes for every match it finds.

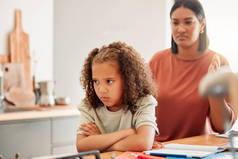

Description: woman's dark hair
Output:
[80,41,157,113]
[170,0,208,54]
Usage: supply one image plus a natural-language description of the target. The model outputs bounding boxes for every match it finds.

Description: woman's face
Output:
[171,6,205,48]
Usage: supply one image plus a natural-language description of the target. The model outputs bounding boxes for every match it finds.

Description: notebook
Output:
[143,143,226,158]
[202,152,238,159]
[166,152,235,159]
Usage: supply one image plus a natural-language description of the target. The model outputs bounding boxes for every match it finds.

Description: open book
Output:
[216,118,238,138]
[144,143,226,158]
[216,119,238,150]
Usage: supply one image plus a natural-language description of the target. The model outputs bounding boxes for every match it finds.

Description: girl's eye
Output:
[185,21,192,25]
[107,80,113,84]
[93,80,99,85]
[172,21,179,25]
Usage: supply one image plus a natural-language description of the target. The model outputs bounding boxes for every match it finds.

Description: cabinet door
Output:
[0,119,51,159]
[52,145,76,154]
[51,115,80,154]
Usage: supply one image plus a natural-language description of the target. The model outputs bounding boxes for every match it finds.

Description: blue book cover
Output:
[144,143,225,158]
[167,152,238,159]
[203,152,238,159]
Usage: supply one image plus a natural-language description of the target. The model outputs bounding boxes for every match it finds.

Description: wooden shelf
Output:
[0,105,80,122]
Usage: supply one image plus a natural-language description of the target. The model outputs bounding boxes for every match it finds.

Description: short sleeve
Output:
[208,53,229,73]
[77,101,95,134]
[132,95,159,133]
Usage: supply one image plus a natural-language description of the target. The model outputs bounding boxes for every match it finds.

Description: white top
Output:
[77,95,158,134]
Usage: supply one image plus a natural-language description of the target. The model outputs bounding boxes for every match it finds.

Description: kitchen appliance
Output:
[55,97,71,105]
[39,81,55,106]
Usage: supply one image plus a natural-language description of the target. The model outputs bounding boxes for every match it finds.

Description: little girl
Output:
[76,42,159,152]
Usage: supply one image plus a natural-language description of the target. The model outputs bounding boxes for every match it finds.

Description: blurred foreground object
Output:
[199,66,238,159]
[199,66,238,116]
[230,75,238,118]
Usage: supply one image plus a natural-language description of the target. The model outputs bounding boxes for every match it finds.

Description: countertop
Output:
[0,105,80,122]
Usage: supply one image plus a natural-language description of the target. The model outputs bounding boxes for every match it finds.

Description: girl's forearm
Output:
[76,128,136,152]
[107,126,155,152]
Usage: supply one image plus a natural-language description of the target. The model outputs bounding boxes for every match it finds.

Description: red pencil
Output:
[131,153,156,159]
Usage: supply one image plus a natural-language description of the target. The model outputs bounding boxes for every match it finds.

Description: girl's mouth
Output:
[101,97,109,102]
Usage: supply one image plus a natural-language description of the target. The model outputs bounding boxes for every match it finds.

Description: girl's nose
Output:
[98,85,107,93]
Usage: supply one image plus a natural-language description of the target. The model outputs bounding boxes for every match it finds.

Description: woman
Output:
[150,0,236,142]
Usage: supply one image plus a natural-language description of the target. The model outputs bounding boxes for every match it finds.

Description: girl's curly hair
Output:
[80,41,157,113]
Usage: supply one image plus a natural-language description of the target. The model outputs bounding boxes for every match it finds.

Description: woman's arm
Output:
[107,125,156,152]
[208,97,235,133]
[200,64,237,133]
[76,128,136,152]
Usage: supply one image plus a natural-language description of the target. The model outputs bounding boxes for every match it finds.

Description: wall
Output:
[1,0,236,105]
[0,0,53,81]
[53,0,169,104]
[201,0,238,73]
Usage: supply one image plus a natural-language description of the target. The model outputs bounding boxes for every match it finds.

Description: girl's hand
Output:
[152,141,164,149]
[80,122,101,136]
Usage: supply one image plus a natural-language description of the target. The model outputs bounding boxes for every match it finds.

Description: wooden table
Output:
[164,134,228,146]
[85,134,228,159]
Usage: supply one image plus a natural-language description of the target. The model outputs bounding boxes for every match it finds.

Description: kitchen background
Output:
[0,0,238,105]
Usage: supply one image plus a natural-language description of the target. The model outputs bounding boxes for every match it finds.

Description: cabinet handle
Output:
[56,150,101,159]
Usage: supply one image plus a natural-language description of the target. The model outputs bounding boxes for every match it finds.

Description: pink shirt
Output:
[149,48,231,141]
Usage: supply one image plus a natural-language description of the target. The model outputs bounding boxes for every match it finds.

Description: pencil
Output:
[131,153,155,159]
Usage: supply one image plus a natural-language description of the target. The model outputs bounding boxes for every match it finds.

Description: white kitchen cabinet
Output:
[51,116,80,155]
[0,119,51,159]
[0,113,80,159]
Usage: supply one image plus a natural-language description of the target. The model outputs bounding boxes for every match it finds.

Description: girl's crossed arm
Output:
[76,122,136,152]
[106,125,156,152]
